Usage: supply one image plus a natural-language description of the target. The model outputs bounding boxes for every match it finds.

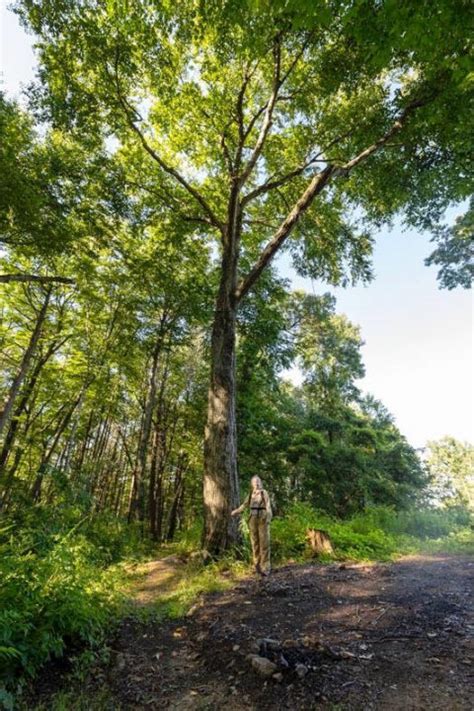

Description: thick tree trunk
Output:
[202,252,241,554]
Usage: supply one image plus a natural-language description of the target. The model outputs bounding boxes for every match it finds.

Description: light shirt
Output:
[235,487,272,519]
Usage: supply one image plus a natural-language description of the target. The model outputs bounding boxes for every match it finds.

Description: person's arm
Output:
[263,490,272,521]
[231,493,250,517]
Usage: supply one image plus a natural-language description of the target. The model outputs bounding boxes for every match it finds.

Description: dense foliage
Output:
[425,437,474,509]
[0,505,135,701]
[0,0,472,700]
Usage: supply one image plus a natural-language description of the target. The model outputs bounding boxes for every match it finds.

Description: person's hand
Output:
[230,509,239,517]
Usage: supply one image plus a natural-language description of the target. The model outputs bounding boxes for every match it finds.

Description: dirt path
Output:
[34,554,474,710]
[103,554,473,710]
[128,555,184,607]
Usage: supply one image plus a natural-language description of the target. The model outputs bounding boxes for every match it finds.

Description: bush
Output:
[270,503,473,563]
[0,506,132,695]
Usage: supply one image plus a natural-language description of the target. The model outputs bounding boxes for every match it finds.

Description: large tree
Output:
[17,0,472,553]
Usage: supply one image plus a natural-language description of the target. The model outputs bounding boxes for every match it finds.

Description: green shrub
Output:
[0,507,132,695]
[270,503,473,562]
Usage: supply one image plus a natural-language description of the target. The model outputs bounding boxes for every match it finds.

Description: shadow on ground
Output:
[101,554,474,710]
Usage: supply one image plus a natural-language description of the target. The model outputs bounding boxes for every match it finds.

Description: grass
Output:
[129,556,250,621]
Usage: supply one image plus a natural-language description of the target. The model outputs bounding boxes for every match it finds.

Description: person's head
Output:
[251,476,263,491]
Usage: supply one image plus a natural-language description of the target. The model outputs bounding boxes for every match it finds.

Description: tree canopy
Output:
[1,0,472,551]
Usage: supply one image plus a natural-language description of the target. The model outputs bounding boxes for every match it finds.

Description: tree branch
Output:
[107,55,224,233]
[235,165,335,301]
[239,33,313,186]
[239,37,282,184]
[241,154,323,206]
[235,98,430,302]
[0,274,74,285]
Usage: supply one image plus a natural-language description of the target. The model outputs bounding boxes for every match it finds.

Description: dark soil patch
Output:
[33,555,474,709]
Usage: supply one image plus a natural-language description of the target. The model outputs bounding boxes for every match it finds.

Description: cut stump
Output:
[306,528,334,556]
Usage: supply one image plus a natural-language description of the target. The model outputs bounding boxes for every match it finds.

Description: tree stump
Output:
[306,528,334,556]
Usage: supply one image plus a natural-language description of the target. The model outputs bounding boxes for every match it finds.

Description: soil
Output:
[35,554,474,709]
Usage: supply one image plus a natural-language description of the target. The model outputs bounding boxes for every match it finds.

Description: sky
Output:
[1,2,473,449]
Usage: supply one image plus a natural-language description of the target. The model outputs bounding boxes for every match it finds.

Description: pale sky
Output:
[2,2,473,448]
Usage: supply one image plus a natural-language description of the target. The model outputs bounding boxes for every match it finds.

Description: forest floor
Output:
[34,554,473,710]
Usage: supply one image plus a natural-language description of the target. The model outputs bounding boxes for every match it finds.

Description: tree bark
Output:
[203,247,241,554]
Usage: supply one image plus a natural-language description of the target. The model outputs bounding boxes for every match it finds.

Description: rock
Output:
[114,653,126,672]
[232,644,240,652]
[273,672,284,683]
[189,549,213,565]
[295,663,308,679]
[249,655,278,678]
[257,638,282,652]
[278,653,289,668]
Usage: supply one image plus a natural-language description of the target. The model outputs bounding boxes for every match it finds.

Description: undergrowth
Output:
[0,504,151,706]
[1,501,472,708]
[132,556,249,622]
[271,502,473,562]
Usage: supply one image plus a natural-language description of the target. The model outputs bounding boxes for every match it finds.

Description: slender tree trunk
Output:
[0,286,52,439]
[0,356,43,476]
[129,319,165,522]
[167,452,188,541]
[148,426,160,539]
[166,472,183,541]
[0,334,67,477]
[203,242,241,554]
[73,408,95,482]
[31,395,81,502]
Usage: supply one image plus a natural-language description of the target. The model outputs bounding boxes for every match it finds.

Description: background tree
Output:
[425,437,474,510]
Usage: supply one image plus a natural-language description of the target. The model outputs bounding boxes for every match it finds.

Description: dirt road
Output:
[104,554,473,709]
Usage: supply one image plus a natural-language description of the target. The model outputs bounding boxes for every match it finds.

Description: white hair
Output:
[251,476,262,489]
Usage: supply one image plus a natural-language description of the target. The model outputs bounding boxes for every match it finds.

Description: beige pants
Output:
[249,514,271,573]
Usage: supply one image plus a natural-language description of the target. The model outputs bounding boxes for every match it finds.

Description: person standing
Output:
[231,476,272,576]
